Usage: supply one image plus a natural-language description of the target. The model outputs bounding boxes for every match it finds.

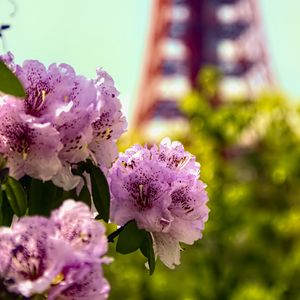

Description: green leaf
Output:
[18,175,32,195]
[116,220,147,254]
[3,176,27,217]
[69,160,110,219]
[85,160,110,222]
[0,168,9,184]
[0,154,7,170]
[31,294,46,300]
[28,180,82,216]
[0,60,25,97]
[57,188,77,203]
[77,184,91,207]
[0,190,15,226]
[28,179,59,216]
[140,232,156,275]
[0,189,3,225]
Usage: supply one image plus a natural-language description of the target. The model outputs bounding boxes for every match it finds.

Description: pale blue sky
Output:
[1,0,299,122]
[0,0,151,120]
[260,0,300,99]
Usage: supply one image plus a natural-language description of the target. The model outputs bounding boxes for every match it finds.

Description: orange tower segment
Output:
[134,0,273,128]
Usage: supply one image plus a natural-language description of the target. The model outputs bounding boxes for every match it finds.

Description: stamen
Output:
[22,141,28,161]
[138,184,144,205]
[35,90,47,111]
[22,150,28,161]
[103,128,112,140]
[178,155,190,169]
[52,273,64,285]
[42,90,46,102]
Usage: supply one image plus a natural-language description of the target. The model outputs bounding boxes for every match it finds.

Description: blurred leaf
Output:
[116,220,147,254]
[3,176,27,217]
[0,167,9,184]
[0,155,7,170]
[77,184,91,207]
[0,190,15,226]
[140,232,156,275]
[31,294,46,300]
[28,179,82,216]
[85,160,110,222]
[57,188,79,204]
[0,60,25,97]
[0,189,3,225]
[28,179,59,216]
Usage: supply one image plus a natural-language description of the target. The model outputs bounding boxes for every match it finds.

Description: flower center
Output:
[5,123,33,159]
[25,82,50,117]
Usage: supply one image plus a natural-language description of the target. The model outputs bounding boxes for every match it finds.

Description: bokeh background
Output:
[1,1,300,299]
[1,0,300,121]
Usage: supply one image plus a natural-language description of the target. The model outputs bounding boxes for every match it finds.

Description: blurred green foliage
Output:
[107,68,300,299]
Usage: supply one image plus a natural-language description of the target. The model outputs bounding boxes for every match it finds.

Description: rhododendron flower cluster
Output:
[0,53,210,298]
[0,200,110,299]
[0,53,127,190]
[109,138,209,268]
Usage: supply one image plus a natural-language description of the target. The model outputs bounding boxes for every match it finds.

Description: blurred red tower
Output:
[134,0,272,128]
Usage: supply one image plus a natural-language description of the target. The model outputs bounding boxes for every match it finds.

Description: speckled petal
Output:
[0,100,62,180]
[0,217,69,297]
[51,200,108,257]
[109,139,209,268]
[152,232,181,269]
[49,263,110,300]
[89,69,127,170]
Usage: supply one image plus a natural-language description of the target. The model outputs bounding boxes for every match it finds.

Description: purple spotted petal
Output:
[0,99,62,180]
[0,200,111,298]
[15,60,57,119]
[89,69,127,171]
[14,60,99,189]
[14,60,97,123]
[49,262,110,300]
[55,109,94,164]
[52,108,96,190]
[110,155,173,232]
[0,217,68,297]
[47,63,98,163]
[109,139,209,268]
[1,55,127,190]
[155,137,200,178]
[152,233,181,269]
[51,200,108,257]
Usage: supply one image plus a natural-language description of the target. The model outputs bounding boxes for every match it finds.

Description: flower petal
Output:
[152,232,181,269]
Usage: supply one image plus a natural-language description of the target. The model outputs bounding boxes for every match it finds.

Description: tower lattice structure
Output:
[134,0,272,128]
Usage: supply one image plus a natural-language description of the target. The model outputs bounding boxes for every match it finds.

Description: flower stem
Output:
[107,225,125,243]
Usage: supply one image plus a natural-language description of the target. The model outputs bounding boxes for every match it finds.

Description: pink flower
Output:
[89,69,127,173]
[0,99,62,180]
[0,217,68,297]
[110,138,209,268]
[0,200,110,298]
[51,200,107,257]
[0,54,127,189]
